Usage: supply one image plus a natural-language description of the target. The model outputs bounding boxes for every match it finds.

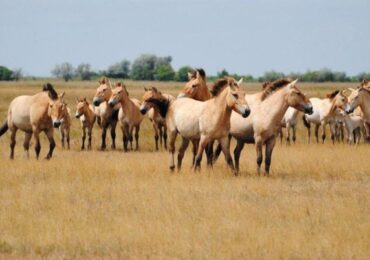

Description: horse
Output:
[92,77,120,150]
[140,78,250,173]
[143,88,175,151]
[0,83,64,159]
[108,82,144,151]
[302,90,350,144]
[278,107,300,144]
[57,98,71,149]
[336,110,364,144]
[345,85,370,141]
[215,78,313,175]
[178,68,211,100]
[75,98,96,150]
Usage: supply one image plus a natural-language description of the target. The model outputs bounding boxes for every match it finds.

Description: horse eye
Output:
[232,93,238,98]
[192,85,197,88]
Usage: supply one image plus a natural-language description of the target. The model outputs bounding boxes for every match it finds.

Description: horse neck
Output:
[359,93,370,119]
[151,96,170,118]
[211,87,233,122]
[84,105,95,122]
[260,88,290,126]
[324,98,338,118]
[197,82,212,101]
[119,94,132,112]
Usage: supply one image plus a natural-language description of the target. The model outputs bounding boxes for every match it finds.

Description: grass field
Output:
[0,80,369,258]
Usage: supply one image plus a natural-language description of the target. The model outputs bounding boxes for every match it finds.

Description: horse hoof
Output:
[169,166,175,172]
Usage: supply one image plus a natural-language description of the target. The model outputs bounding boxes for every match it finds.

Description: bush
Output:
[176,66,193,82]
[154,64,175,81]
[107,60,130,78]
[0,66,13,80]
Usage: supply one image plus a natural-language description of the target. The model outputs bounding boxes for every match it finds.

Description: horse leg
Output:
[321,123,326,144]
[60,127,65,149]
[153,122,159,151]
[193,135,210,172]
[134,125,140,151]
[9,127,17,160]
[205,140,214,168]
[264,136,276,176]
[255,139,263,175]
[33,129,41,159]
[81,127,86,150]
[330,123,335,144]
[44,128,56,160]
[101,126,107,150]
[306,122,311,144]
[159,125,163,148]
[213,143,222,163]
[177,138,190,172]
[110,121,117,150]
[314,124,319,144]
[191,139,199,167]
[292,125,297,143]
[278,127,283,144]
[23,132,32,159]
[286,123,291,144]
[66,128,70,150]
[163,125,168,150]
[233,140,245,174]
[219,136,235,174]
[128,125,134,150]
[87,127,92,150]
[168,130,178,171]
[122,124,129,152]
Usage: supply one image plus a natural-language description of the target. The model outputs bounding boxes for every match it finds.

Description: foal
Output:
[108,82,144,151]
[75,98,96,150]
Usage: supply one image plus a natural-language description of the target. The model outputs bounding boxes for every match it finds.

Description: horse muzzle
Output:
[53,121,61,128]
[241,108,250,118]
[75,113,81,119]
[140,107,148,115]
[93,97,102,107]
[304,105,313,115]
[345,106,354,114]
[108,101,116,108]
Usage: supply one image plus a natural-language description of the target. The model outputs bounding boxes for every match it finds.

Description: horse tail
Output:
[302,114,310,129]
[0,121,8,137]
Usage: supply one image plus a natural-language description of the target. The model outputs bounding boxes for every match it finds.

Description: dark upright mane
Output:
[261,78,292,100]
[149,97,170,118]
[42,83,58,100]
[196,68,206,79]
[326,90,340,99]
[210,78,229,97]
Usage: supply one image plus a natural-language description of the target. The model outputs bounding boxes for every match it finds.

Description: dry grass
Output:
[0,81,369,258]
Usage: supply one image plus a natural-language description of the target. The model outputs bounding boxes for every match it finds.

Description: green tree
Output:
[0,66,13,80]
[76,63,94,80]
[154,64,175,81]
[259,71,285,82]
[130,54,172,80]
[107,60,130,78]
[217,69,229,78]
[176,66,193,82]
[12,68,23,81]
[51,62,74,81]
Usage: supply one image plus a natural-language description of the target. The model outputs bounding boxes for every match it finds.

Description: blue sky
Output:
[1,0,369,76]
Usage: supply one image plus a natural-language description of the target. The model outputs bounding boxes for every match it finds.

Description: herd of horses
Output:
[0,70,369,175]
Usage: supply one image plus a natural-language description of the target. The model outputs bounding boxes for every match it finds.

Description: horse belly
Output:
[10,103,32,131]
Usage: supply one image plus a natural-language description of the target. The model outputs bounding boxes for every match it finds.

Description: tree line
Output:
[1,54,370,82]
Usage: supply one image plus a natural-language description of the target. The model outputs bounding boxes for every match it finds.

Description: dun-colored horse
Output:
[0,83,64,159]
[108,82,144,151]
[57,97,71,149]
[75,98,96,150]
[143,88,175,150]
[215,78,313,175]
[140,78,250,173]
[303,90,350,144]
[346,85,370,141]
[93,77,120,150]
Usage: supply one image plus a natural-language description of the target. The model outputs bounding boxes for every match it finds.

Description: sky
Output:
[0,0,369,77]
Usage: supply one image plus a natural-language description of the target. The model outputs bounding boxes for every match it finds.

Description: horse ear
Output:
[188,72,195,80]
[237,78,243,86]
[59,92,65,99]
[152,87,158,93]
[144,87,148,91]
[288,79,299,89]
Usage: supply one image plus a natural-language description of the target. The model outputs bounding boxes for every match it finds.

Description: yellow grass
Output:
[0,81,369,258]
